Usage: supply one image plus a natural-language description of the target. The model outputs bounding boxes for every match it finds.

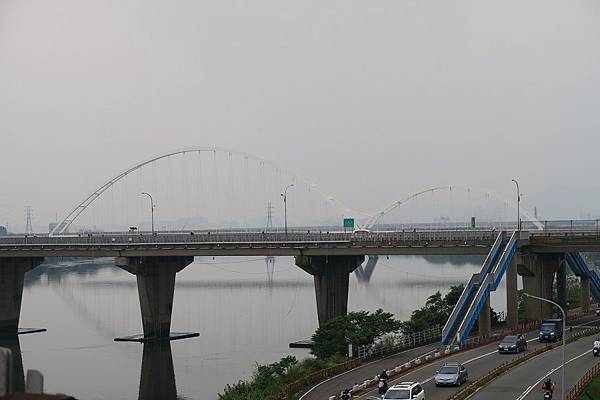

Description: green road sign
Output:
[343,218,355,228]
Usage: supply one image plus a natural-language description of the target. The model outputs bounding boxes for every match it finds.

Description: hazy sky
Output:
[1,1,600,231]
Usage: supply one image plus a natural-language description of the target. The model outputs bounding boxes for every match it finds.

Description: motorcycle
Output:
[340,389,351,400]
[594,347,599,357]
[378,378,388,395]
[543,390,552,400]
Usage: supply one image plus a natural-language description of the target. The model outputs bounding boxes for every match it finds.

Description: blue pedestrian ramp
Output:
[566,252,600,302]
[442,231,518,347]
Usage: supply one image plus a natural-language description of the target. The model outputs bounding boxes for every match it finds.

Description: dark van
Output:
[539,319,563,342]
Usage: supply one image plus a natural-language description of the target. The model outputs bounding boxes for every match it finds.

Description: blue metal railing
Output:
[566,252,600,302]
[441,232,505,345]
[450,231,518,347]
[490,232,518,290]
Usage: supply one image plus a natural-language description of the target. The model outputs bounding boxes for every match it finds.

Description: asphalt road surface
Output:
[471,325,600,400]
[352,316,600,400]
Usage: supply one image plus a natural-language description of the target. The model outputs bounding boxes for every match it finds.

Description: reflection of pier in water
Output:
[139,342,179,400]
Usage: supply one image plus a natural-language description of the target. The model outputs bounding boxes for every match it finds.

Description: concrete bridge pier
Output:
[115,256,195,341]
[295,255,364,326]
[581,276,591,312]
[556,255,567,313]
[521,254,558,321]
[505,254,519,328]
[0,258,43,336]
[478,296,491,338]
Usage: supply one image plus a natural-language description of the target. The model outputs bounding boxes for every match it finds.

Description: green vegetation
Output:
[311,309,402,359]
[218,355,349,400]
[577,374,600,400]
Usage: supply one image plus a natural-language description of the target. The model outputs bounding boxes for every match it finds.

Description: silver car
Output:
[434,362,468,387]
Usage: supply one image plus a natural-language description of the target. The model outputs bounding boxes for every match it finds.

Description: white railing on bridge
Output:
[355,325,442,359]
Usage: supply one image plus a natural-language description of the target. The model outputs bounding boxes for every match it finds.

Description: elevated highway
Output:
[2,228,600,343]
[2,229,600,258]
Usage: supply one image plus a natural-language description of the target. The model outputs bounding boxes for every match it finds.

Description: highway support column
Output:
[506,254,519,329]
[556,255,567,314]
[522,254,557,321]
[0,258,43,336]
[295,255,364,326]
[115,256,194,340]
[581,277,591,313]
[478,296,491,339]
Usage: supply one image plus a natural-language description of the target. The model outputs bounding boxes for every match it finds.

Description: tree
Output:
[401,284,466,334]
[311,309,402,359]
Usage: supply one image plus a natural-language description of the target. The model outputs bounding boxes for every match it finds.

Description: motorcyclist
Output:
[378,370,389,395]
[593,338,600,349]
[542,378,554,393]
[340,388,351,400]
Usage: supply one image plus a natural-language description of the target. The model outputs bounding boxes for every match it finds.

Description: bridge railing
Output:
[442,232,505,346]
[356,325,442,359]
[0,229,501,246]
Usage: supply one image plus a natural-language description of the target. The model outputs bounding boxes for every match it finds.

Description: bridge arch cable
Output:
[51,147,370,235]
[364,185,543,230]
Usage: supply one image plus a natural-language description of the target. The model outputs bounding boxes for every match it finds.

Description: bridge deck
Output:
[0,230,599,257]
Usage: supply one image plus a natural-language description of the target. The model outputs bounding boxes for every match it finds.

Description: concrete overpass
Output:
[1,228,600,342]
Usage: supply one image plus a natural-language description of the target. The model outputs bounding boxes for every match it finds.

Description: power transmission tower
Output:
[265,202,275,284]
[25,206,33,234]
[265,202,274,231]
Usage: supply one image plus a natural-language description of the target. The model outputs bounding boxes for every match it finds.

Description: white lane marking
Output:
[298,344,437,400]
[357,318,600,399]
[514,349,591,400]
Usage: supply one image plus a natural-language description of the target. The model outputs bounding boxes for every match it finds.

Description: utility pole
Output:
[141,192,155,234]
[281,184,294,235]
[25,206,33,234]
[511,179,520,231]
[265,202,275,284]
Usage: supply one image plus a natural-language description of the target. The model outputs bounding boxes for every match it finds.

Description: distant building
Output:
[0,226,7,236]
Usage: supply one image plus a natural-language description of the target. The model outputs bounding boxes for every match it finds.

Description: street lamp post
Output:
[511,179,521,231]
[281,184,294,235]
[523,292,566,400]
[141,192,155,235]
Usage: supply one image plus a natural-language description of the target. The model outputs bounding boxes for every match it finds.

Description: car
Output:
[498,334,527,353]
[595,308,600,316]
[383,382,425,399]
[539,319,563,342]
[434,362,468,387]
[352,228,372,235]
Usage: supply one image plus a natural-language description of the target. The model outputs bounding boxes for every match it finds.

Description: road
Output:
[471,325,600,400]
[299,342,440,400]
[349,316,600,400]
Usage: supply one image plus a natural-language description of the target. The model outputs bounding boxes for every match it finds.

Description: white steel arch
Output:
[364,185,544,230]
[51,147,370,236]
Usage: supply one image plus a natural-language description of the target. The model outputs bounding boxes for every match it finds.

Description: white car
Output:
[383,382,425,399]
